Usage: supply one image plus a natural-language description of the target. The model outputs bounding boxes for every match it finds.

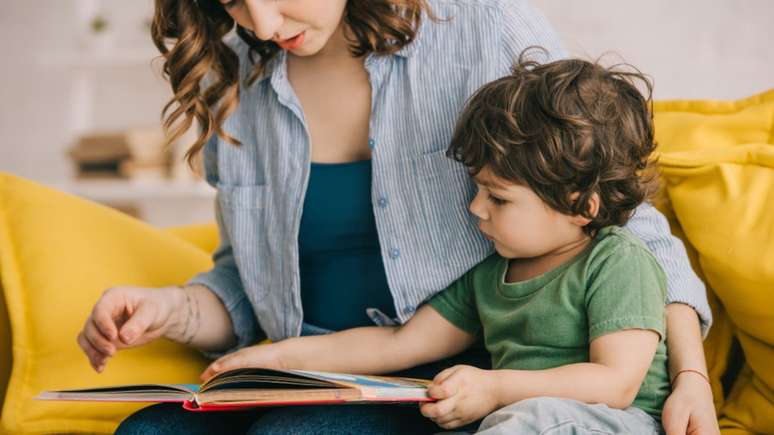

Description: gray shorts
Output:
[446,397,663,434]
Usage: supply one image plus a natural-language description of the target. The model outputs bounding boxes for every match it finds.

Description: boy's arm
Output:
[201,305,476,380]
[487,329,660,409]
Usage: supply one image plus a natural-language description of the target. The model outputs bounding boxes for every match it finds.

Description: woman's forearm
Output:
[164,284,238,353]
[665,303,709,379]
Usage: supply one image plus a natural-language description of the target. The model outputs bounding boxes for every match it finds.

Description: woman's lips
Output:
[276,31,306,50]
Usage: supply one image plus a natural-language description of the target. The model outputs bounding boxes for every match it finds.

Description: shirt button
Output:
[403,306,416,316]
[368,138,376,149]
[389,248,400,259]
[377,196,388,208]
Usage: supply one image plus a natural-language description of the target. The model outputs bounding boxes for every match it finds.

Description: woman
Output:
[78,0,719,433]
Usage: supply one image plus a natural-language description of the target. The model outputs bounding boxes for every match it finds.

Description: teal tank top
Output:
[298,160,397,330]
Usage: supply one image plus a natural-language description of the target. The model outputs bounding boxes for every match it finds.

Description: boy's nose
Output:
[469,192,488,220]
[245,1,284,41]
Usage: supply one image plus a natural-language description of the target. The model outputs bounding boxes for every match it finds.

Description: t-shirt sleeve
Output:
[427,268,481,336]
[585,243,667,342]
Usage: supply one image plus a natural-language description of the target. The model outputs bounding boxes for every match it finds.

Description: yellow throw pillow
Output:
[653,89,774,154]
[0,172,212,434]
[653,89,774,433]
[652,90,774,418]
[658,144,774,434]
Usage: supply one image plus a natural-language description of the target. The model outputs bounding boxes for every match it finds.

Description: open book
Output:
[35,368,433,411]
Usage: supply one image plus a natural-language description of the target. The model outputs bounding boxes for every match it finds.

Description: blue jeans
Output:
[115,324,491,435]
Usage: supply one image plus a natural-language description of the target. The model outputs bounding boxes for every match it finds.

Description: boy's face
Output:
[469,167,587,259]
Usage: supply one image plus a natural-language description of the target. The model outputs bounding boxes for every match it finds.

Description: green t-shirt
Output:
[428,226,671,418]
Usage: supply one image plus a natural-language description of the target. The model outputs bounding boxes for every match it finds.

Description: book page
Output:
[35,384,196,403]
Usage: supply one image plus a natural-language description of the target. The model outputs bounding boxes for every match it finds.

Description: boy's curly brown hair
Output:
[448,50,658,235]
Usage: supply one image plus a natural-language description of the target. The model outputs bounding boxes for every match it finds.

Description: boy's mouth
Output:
[479,227,494,241]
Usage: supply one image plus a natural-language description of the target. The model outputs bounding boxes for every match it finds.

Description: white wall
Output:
[1,0,169,183]
[532,0,774,100]
[1,0,772,202]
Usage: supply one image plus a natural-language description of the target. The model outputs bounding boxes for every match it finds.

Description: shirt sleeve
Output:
[624,202,713,337]
[427,268,481,336]
[585,242,668,342]
[186,134,264,359]
[498,0,569,72]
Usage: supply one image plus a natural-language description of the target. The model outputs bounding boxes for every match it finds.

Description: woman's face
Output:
[219,0,349,56]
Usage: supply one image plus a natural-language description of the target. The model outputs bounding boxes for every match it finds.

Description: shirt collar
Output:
[256,49,286,83]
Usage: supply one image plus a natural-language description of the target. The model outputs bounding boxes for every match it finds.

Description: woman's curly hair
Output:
[151,0,434,169]
[448,49,658,235]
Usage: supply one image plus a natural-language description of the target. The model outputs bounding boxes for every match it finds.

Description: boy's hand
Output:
[200,342,287,382]
[420,365,500,430]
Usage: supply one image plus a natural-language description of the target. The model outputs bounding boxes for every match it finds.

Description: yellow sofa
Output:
[1,89,773,434]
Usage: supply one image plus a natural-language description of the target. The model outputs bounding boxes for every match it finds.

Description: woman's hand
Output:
[662,371,720,435]
[77,285,185,373]
[200,342,288,382]
[419,365,500,430]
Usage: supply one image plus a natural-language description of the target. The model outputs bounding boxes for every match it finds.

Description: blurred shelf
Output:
[55,179,215,203]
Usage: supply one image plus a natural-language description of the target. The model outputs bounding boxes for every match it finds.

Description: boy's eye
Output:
[487,194,507,206]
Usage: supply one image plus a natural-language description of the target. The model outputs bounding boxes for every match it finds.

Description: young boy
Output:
[202,56,670,434]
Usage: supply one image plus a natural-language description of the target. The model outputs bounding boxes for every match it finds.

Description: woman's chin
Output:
[286,36,323,57]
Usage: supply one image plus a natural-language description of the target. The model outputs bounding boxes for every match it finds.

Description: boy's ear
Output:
[568,192,600,227]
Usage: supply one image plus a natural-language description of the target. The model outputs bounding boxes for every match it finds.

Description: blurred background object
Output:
[0,0,772,226]
[0,0,213,226]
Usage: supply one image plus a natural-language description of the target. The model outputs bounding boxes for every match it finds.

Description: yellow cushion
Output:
[654,88,774,434]
[0,172,211,434]
[653,89,774,154]
[719,365,771,435]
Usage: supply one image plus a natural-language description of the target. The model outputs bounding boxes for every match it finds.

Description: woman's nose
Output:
[245,1,284,41]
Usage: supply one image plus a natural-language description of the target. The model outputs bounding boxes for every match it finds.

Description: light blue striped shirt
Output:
[189,0,712,355]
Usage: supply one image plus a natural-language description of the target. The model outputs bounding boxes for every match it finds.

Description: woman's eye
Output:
[220,0,240,9]
[487,194,506,206]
